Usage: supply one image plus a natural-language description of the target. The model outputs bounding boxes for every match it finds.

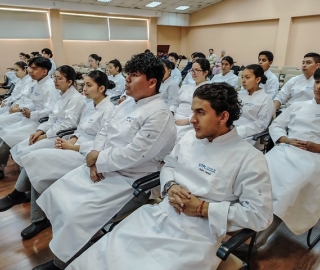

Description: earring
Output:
[219,122,222,126]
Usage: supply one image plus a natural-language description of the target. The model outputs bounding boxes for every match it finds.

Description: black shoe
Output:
[21,218,51,240]
[0,170,4,180]
[0,193,27,212]
[32,260,61,270]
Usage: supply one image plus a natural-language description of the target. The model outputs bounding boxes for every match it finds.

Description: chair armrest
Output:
[39,117,49,123]
[216,229,256,261]
[56,128,77,138]
[132,171,160,197]
[252,130,269,141]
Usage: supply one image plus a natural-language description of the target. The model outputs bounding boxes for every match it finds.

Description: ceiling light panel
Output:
[175,5,190,10]
[145,2,162,8]
[97,0,112,2]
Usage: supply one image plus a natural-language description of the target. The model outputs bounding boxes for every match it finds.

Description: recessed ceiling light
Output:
[146,2,162,8]
[97,0,112,2]
[175,6,190,10]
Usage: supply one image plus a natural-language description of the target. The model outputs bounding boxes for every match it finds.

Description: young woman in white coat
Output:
[88,54,102,71]
[0,70,115,240]
[0,61,34,125]
[66,83,273,270]
[0,57,58,179]
[106,59,125,99]
[233,64,274,146]
[159,59,180,107]
[10,65,87,166]
[256,68,320,248]
[210,56,238,89]
[171,58,211,142]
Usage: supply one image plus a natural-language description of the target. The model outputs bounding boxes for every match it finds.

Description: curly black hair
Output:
[193,82,242,127]
[124,53,165,93]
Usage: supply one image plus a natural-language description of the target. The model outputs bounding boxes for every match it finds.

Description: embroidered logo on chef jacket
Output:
[126,116,135,122]
[34,92,40,96]
[316,114,320,117]
[30,86,34,94]
[243,102,254,106]
[199,163,216,175]
[306,86,313,91]
[88,118,94,124]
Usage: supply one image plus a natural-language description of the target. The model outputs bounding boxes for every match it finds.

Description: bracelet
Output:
[197,200,205,218]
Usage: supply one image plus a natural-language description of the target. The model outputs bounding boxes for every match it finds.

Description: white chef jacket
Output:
[49,58,56,77]
[159,76,180,107]
[267,99,320,234]
[36,93,176,263]
[210,71,238,89]
[107,73,126,97]
[66,128,272,270]
[274,74,314,106]
[234,89,274,143]
[181,72,195,86]
[260,69,279,98]
[171,67,182,85]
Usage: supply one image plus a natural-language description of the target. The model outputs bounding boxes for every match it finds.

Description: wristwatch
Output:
[162,180,177,197]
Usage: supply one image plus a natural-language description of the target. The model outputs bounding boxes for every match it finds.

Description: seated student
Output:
[255,68,320,249]
[207,48,217,68]
[32,53,176,270]
[212,50,226,75]
[159,59,180,107]
[66,83,273,270]
[210,56,238,89]
[41,48,56,77]
[0,71,115,240]
[88,54,102,71]
[0,57,58,180]
[0,61,33,117]
[171,58,211,142]
[107,59,125,99]
[273,52,320,113]
[182,52,206,86]
[19,52,26,61]
[234,64,273,146]
[30,51,39,58]
[181,52,194,77]
[168,52,182,85]
[258,50,279,98]
[10,65,87,166]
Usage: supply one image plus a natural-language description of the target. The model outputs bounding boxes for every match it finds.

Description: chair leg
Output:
[246,233,256,270]
[307,227,320,250]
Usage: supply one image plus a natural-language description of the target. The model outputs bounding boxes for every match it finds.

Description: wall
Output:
[157,26,181,55]
[0,39,51,81]
[188,0,320,67]
[186,20,278,66]
[63,40,148,65]
[286,15,320,67]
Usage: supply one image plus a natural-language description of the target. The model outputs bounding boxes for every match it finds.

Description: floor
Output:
[0,160,320,270]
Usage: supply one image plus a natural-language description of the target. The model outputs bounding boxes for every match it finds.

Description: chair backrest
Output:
[80,67,89,74]
[270,65,278,69]
[73,66,80,72]
[270,68,281,74]
[281,66,297,75]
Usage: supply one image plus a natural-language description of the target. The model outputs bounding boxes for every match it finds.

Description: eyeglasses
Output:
[52,76,65,81]
[188,69,203,74]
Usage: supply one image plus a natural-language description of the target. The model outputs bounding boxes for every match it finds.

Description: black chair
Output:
[0,83,15,101]
[0,76,12,90]
[216,229,256,270]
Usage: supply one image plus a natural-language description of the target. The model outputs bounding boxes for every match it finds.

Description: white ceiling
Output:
[48,0,222,14]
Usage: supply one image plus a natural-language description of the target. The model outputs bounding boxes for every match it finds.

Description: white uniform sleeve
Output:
[267,76,279,99]
[166,84,180,108]
[95,110,173,173]
[169,86,184,113]
[40,97,86,138]
[182,73,191,86]
[268,105,294,143]
[236,96,274,138]
[159,143,180,193]
[229,76,239,90]
[171,69,182,85]
[30,87,58,121]
[274,76,296,104]
[208,151,273,237]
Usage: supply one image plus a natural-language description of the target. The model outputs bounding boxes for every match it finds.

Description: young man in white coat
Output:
[256,68,320,248]
[273,52,320,114]
[66,82,273,270]
[32,53,177,270]
[168,52,182,85]
[0,57,58,180]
